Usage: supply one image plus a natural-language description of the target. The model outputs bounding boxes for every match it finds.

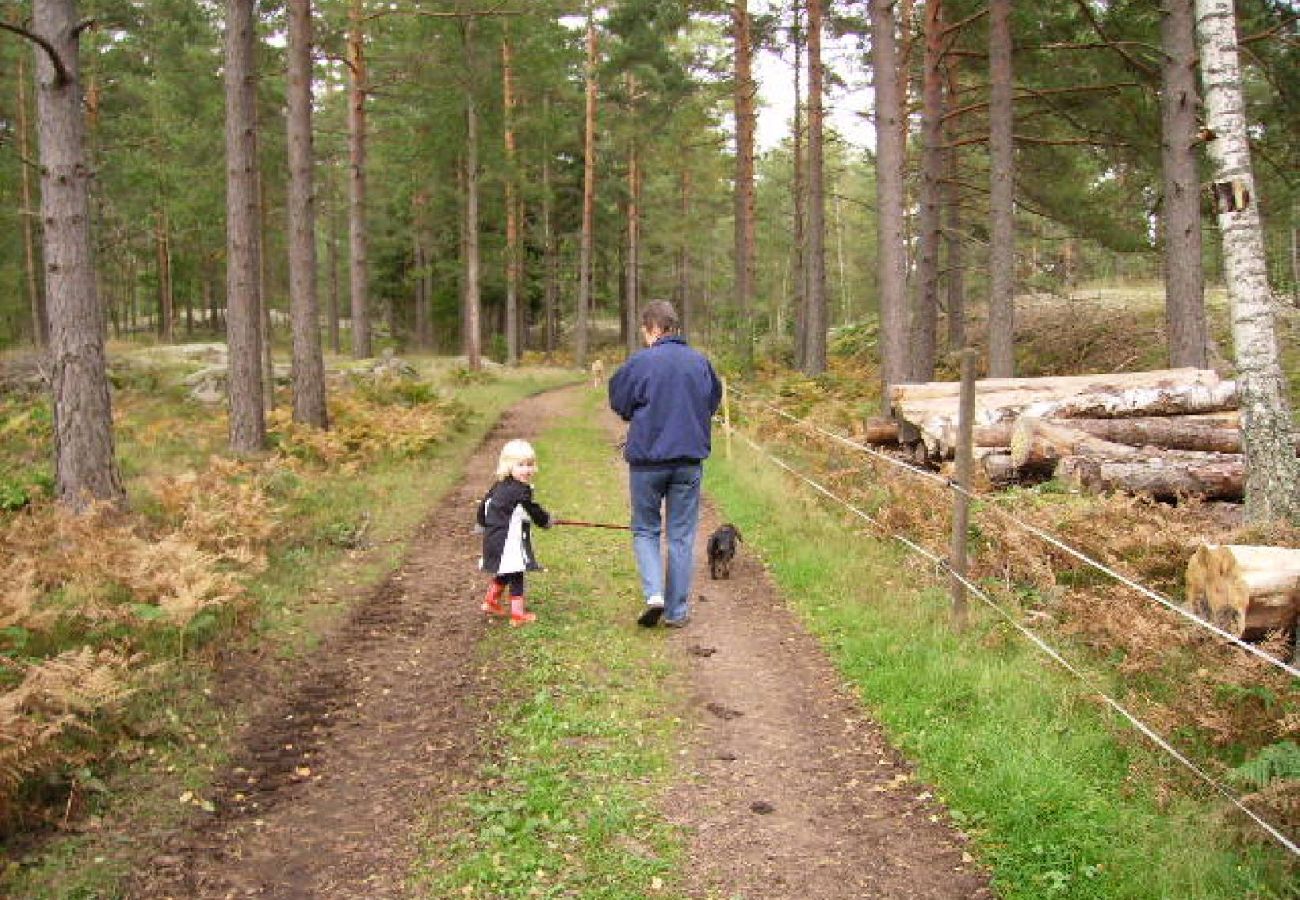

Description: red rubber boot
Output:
[481,581,507,616]
[509,595,536,627]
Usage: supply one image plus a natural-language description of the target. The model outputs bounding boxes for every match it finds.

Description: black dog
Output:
[707,524,743,580]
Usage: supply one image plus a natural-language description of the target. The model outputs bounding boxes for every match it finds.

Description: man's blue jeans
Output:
[629,463,702,623]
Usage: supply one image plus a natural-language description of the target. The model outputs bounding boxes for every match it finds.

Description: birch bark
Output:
[1195,0,1300,523]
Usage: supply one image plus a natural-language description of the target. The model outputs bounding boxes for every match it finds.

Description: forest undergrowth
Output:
[0,345,575,855]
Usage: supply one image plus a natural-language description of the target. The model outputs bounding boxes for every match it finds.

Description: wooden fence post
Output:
[949,348,978,629]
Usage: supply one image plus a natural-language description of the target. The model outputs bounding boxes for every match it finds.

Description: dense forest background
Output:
[1,0,1294,365]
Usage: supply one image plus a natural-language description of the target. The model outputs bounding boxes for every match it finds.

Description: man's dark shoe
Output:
[637,605,664,627]
[662,614,691,629]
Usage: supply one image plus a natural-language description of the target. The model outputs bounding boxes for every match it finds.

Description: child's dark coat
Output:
[478,476,551,574]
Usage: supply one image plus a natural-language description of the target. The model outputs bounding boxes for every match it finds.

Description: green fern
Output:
[1229,742,1300,790]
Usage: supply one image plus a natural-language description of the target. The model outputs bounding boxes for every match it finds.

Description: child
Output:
[477,439,552,626]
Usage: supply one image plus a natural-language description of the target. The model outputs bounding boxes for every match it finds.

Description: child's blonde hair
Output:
[495,439,537,479]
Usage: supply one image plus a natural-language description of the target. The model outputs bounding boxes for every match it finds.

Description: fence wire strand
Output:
[723,416,1300,859]
[727,386,1300,681]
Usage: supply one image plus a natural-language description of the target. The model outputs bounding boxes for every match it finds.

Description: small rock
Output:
[750,800,775,814]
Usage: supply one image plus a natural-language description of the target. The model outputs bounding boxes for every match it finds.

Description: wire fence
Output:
[729,385,1300,680]
[721,384,1299,859]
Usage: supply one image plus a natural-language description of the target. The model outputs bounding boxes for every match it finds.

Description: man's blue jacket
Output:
[608,335,723,467]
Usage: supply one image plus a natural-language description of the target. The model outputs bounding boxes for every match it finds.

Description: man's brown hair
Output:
[640,299,680,335]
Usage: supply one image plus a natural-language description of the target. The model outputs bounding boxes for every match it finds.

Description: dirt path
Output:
[133,390,576,898]
[663,504,990,899]
[133,386,991,898]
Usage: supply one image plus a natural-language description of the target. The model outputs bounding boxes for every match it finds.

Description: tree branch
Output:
[1069,0,1160,80]
[0,21,71,87]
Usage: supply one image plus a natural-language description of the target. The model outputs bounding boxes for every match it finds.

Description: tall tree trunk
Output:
[677,164,693,338]
[575,9,597,369]
[347,0,372,358]
[1160,0,1208,368]
[413,190,431,349]
[801,0,828,375]
[986,0,1015,377]
[733,0,756,367]
[16,49,47,347]
[791,1,807,368]
[871,0,907,392]
[943,57,966,350]
[541,96,557,357]
[1194,0,1300,524]
[625,125,640,357]
[258,171,275,411]
[912,0,944,380]
[502,31,520,365]
[462,18,482,370]
[286,0,328,428]
[33,0,125,509]
[224,0,265,452]
[155,208,174,341]
[327,169,341,354]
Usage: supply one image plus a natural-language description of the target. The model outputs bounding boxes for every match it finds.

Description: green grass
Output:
[704,439,1297,900]
[412,388,688,898]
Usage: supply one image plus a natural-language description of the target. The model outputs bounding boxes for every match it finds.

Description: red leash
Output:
[552,518,631,531]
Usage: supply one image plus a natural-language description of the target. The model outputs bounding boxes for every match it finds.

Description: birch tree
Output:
[1194,0,1300,523]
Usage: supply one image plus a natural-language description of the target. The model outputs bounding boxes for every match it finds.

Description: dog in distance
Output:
[707,523,743,580]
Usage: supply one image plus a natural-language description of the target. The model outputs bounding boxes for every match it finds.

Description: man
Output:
[608,300,723,628]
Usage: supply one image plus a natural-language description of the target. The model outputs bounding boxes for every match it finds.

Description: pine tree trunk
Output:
[625,126,641,357]
[1160,0,1208,368]
[347,0,371,359]
[791,2,807,369]
[327,178,341,355]
[733,0,756,367]
[286,0,327,428]
[912,0,944,380]
[462,18,482,371]
[943,58,966,350]
[576,9,597,370]
[258,172,275,411]
[986,0,1015,378]
[678,164,693,338]
[413,191,431,350]
[156,209,174,341]
[502,32,520,365]
[871,0,906,391]
[224,0,266,453]
[802,0,828,375]
[17,50,47,347]
[34,0,125,509]
[1195,0,1300,524]
[541,99,557,357]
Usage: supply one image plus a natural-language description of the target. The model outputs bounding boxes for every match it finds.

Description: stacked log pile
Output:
[1185,545,1300,638]
[881,367,1258,500]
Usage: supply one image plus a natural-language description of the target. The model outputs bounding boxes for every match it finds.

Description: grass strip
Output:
[704,439,1296,900]
[413,388,687,898]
